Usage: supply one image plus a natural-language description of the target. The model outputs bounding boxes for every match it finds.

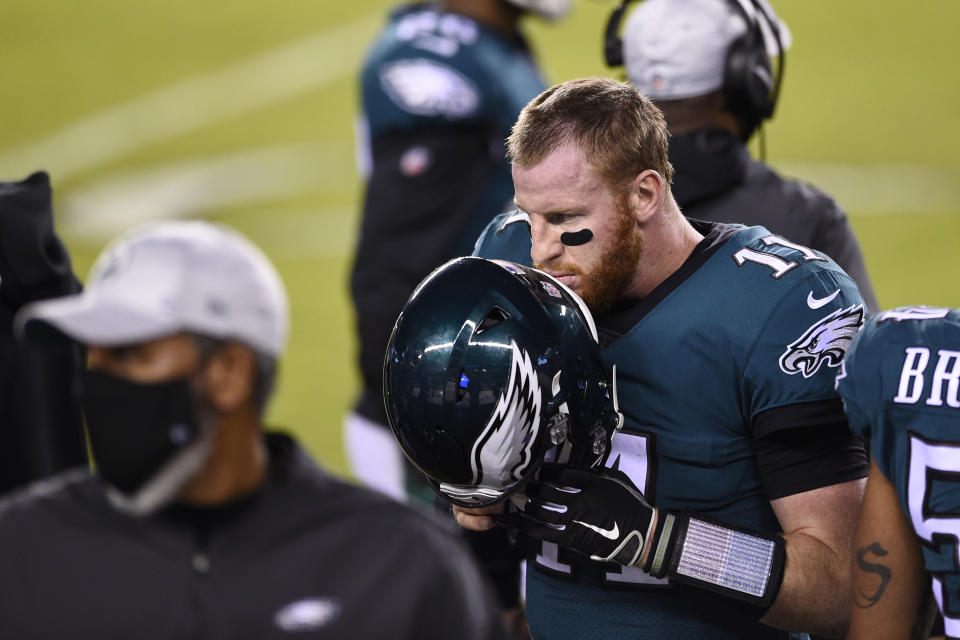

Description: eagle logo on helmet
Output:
[779,304,864,378]
[470,341,542,489]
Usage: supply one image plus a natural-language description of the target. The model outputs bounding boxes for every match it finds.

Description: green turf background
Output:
[2,1,957,476]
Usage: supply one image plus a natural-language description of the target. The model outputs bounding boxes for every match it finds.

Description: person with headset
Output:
[476,0,878,315]
[615,0,878,313]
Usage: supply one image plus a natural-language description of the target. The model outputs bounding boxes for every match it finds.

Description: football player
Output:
[837,306,960,639]
[446,77,868,639]
[348,0,567,504]
[475,0,879,315]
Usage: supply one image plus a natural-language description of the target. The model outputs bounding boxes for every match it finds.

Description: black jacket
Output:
[0,171,86,494]
[0,433,507,640]
[670,129,879,313]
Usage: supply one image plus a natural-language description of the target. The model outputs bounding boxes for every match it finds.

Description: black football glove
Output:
[510,466,789,614]
[510,465,660,567]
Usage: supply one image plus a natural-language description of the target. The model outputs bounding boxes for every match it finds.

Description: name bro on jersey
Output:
[885,308,960,408]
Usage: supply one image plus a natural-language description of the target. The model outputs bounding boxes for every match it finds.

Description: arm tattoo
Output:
[855,542,892,609]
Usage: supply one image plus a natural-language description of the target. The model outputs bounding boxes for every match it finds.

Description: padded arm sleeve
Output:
[752,400,868,500]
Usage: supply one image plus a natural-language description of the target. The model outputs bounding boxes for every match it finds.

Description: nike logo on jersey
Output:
[574,519,620,540]
[807,289,840,309]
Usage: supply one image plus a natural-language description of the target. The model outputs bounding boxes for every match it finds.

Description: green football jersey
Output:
[837,306,960,638]
[360,5,545,255]
[477,219,866,639]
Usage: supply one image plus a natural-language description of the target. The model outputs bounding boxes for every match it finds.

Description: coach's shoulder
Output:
[310,467,466,549]
[311,466,457,532]
[0,468,99,533]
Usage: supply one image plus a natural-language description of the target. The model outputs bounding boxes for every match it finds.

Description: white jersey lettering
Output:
[895,347,930,404]
[927,350,960,408]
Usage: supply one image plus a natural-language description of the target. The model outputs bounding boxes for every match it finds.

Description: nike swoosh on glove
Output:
[510,465,658,567]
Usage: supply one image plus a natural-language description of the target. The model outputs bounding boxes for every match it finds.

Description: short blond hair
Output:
[507,77,673,190]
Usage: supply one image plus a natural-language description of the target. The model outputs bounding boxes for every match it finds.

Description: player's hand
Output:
[510,466,659,567]
[501,607,530,640]
[453,503,504,531]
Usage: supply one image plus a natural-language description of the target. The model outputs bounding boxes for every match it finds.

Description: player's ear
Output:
[627,169,663,225]
[201,342,256,413]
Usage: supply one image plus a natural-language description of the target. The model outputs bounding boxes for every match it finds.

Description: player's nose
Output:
[529,216,562,266]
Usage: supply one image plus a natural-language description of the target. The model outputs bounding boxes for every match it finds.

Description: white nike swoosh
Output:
[807,289,840,309]
[573,519,620,540]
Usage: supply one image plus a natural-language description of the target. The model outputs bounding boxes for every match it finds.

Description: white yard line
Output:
[0,12,380,182]
[59,144,352,240]
[8,4,955,255]
[60,151,959,250]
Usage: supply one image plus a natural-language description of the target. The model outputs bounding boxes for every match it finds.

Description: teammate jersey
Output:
[477,219,868,639]
[357,2,545,251]
[836,306,960,639]
[352,5,546,426]
[360,3,545,143]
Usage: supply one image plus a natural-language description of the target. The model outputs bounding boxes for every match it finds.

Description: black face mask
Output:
[81,370,204,495]
[668,129,750,208]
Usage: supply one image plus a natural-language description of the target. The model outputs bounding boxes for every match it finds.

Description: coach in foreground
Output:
[1,220,505,640]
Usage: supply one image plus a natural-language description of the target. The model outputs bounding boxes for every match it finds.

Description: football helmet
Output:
[383,257,622,507]
[505,0,571,21]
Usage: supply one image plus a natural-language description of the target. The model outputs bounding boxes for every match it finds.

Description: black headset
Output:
[603,0,785,136]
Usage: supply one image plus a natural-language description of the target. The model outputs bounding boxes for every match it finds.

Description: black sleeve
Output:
[432,493,523,609]
[463,527,524,609]
[751,398,869,500]
[0,171,87,495]
[413,523,511,640]
[350,126,504,424]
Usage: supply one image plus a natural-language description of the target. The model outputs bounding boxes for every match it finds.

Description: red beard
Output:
[537,200,641,313]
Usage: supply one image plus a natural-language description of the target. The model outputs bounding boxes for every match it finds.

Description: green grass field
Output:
[3,1,958,477]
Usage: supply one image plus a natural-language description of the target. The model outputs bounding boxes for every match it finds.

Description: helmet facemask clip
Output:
[548,412,569,446]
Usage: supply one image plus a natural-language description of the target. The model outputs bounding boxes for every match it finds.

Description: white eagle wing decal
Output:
[780,304,865,378]
[470,341,542,488]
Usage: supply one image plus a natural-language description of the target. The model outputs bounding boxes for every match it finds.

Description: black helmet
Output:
[383,257,622,507]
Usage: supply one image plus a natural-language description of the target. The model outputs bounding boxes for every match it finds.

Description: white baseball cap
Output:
[506,0,571,20]
[17,220,289,357]
[623,0,791,100]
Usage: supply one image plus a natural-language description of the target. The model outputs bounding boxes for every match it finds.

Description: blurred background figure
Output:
[610,0,879,311]
[0,171,86,494]
[347,0,568,504]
